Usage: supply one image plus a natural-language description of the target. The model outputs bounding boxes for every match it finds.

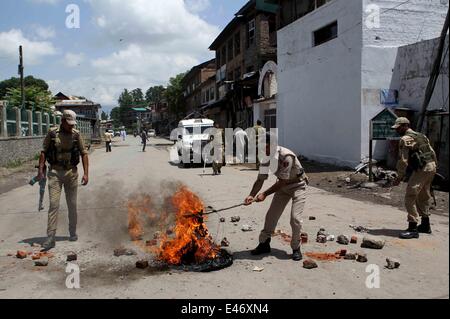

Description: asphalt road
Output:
[0,137,448,299]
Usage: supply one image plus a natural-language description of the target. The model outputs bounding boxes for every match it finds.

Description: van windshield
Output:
[183,126,213,135]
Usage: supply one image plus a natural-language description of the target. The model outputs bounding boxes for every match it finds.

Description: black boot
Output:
[418,217,432,234]
[292,248,303,261]
[41,235,56,252]
[251,239,271,255]
[399,222,419,239]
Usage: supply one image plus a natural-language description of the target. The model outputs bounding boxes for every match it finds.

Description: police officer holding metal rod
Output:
[244,132,308,261]
[38,110,89,251]
[391,117,437,239]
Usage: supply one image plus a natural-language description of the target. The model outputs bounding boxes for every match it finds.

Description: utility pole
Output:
[417,6,450,132]
[18,45,25,109]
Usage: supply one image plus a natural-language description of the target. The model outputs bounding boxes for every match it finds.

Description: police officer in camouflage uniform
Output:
[391,117,437,239]
[38,110,89,251]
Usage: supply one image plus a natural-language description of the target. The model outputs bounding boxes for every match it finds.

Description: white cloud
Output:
[64,52,85,67]
[33,25,56,40]
[0,29,57,65]
[185,0,211,13]
[52,0,219,107]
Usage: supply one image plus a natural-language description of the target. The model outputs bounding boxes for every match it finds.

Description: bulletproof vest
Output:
[405,131,435,171]
[46,129,81,169]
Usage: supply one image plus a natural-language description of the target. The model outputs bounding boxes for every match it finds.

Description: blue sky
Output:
[0,0,247,113]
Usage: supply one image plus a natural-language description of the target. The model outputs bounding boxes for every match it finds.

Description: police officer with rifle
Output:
[38,110,89,251]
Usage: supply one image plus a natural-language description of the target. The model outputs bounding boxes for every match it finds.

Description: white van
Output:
[175,119,214,166]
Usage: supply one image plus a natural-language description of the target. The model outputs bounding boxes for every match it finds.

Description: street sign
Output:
[368,108,399,182]
[370,108,400,140]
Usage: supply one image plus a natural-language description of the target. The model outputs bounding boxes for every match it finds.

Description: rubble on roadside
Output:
[34,257,49,267]
[386,257,401,269]
[337,235,349,245]
[361,236,386,249]
[113,247,137,257]
[303,259,318,269]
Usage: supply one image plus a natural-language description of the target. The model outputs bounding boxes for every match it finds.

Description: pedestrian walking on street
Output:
[121,129,127,141]
[104,130,113,152]
[391,117,437,239]
[244,133,309,261]
[212,122,224,175]
[141,130,149,152]
[38,110,90,252]
[235,128,248,164]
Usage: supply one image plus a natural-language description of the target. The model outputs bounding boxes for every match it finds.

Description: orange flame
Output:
[127,186,220,265]
[157,186,220,265]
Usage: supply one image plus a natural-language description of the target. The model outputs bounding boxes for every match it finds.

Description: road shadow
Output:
[368,228,403,238]
[19,236,70,245]
[233,248,291,261]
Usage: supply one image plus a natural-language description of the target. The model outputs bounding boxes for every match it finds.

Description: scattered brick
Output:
[136,260,149,269]
[16,251,27,259]
[303,259,318,269]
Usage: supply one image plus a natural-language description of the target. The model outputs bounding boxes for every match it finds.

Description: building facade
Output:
[276,0,448,167]
[54,92,101,139]
[182,59,216,118]
[208,0,278,128]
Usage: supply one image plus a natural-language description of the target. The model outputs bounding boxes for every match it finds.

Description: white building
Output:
[277,0,448,167]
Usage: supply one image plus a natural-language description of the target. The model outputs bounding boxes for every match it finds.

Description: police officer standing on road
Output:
[391,117,437,239]
[244,133,308,261]
[38,110,89,251]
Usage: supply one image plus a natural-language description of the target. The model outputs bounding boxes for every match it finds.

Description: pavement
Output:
[0,137,448,299]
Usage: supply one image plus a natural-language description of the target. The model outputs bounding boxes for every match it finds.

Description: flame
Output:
[126,186,220,265]
[157,186,220,265]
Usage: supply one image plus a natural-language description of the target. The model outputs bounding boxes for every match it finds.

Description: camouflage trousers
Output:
[47,167,79,237]
[405,162,436,223]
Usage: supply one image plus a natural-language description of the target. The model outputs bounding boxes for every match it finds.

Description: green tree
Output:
[145,85,165,104]
[0,76,49,98]
[131,88,145,106]
[165,73,186,117]
[101,111,109,121]
[118,89,133,108]
[110,107,121,127]
[4,86,54,112]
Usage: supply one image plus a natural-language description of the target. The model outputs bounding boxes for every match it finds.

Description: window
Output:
[313,21,337,46]
[221,46,227,66]
[247,19,255,48]
[209,87,215,101]
[234,32,241,56]
[227,39,233,62]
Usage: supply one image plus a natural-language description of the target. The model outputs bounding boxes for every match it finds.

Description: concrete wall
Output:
[277,0,363,167]
[391,36,449,114]
[0,136,43,167]
[361,0,448,160]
